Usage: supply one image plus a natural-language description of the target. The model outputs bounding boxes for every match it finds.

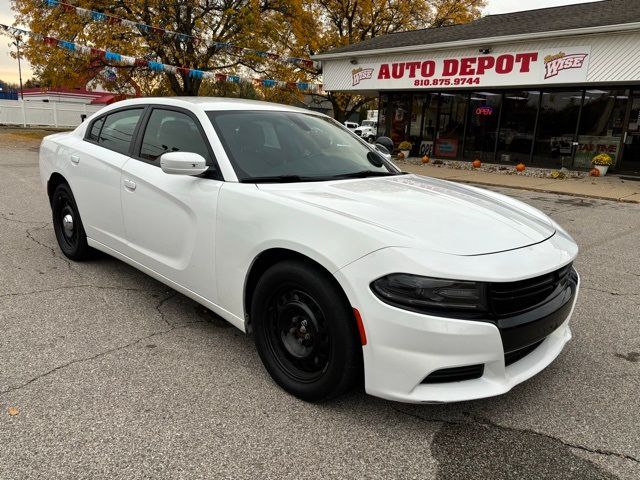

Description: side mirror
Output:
[160,151,209,176]
[375,136,394,154]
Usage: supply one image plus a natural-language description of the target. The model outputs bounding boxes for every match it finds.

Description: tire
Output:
[251,260,362,402]
[367,136,375,144]
[51,183,91,261]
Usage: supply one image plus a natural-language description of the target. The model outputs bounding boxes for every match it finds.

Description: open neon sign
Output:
[475,106,494,116]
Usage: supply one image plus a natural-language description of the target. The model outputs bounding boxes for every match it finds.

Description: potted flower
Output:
[592,153,614,176]
[398,141,412,159]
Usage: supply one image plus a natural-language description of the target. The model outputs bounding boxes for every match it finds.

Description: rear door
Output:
[119,106,223,301]
[69,107,145,250]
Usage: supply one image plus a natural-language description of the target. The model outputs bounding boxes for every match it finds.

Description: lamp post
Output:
[13,36,24,100]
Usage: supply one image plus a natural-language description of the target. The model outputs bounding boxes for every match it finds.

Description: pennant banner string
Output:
[0,24,323,93]
[42,0,317,70]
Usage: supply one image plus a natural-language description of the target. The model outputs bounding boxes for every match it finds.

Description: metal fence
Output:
[0,100,104,128]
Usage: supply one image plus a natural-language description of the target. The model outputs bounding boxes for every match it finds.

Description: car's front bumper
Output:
[335,232,579,403]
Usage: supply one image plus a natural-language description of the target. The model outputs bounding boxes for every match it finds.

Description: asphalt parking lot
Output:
[0,129,639,479]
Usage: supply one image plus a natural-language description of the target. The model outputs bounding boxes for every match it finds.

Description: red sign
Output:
[377,53,538,80]
[475,106,494,116]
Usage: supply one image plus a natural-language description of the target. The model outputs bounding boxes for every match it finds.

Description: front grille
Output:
[422,364,484,384]
[504,340,544,366]
[490,264,574,317]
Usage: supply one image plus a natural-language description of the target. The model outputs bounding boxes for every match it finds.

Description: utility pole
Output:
[13,36,24,100]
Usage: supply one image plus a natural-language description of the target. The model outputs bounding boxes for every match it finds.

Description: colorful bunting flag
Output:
[0,23,323,93]
[43,1,317,70]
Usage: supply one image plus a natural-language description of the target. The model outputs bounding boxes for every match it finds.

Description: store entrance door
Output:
[619,90,640,174]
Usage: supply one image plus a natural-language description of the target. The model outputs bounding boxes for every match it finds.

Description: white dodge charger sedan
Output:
[39,97,579,403]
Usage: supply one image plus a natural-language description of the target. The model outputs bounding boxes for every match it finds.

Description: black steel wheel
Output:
[51,183,91,260]
[252,260,362,401]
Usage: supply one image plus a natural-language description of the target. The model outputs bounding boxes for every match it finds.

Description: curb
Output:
[415,175,640,204]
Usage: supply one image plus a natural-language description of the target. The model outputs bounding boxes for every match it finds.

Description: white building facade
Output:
[314,1,640,173]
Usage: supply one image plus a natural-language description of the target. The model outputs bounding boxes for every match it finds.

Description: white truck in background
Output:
[354,119,378,143]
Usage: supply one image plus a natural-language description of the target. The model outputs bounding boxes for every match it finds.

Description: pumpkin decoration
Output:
[472,159,481,168]
[397,151,405,160]
[589,168,600,177]
[516,163,526,172]
[422,155,430,164]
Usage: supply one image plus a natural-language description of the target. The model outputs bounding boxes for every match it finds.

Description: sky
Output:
[0,0,601,87]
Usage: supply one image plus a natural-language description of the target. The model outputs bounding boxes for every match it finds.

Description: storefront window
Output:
[377,94,389,138]
[575,89,628,168]
[464,92,502,162]
[405,94,438,156]
[436,93,467,159]
[532,90,582,168]
[496,91,539,164]
[409,94,427,154]
[390,93,411,148]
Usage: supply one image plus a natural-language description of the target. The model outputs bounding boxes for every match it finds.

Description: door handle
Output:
[123,178,136,190]
[70,154,80,164]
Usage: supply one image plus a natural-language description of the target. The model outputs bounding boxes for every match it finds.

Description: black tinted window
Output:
[208,111,393,180]
[98,109,143,155]
[140,109,210,162]
[87,117,105,141]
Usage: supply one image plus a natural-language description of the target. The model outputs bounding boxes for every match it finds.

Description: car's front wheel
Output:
[51,183,91,261]
[251,260,362,401]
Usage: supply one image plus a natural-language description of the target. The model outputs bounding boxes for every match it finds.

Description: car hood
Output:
[257,174,555,256]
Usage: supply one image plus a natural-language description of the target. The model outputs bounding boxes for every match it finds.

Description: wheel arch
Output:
[47,172,69,205]
[243,247,355,332]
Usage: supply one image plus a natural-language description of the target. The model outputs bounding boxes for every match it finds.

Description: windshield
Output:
[207,110,398,182]
[362,120,376,127]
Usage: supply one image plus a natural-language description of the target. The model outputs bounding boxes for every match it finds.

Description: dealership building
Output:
[314,1,640,173]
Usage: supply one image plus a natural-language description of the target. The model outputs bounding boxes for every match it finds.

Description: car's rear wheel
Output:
[51,183,91,261]
[251,260,362,401]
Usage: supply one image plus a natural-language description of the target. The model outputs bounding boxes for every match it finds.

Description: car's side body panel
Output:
[213,182,389,322]
[119,158,223,302]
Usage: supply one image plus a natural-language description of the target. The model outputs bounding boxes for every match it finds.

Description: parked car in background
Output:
[344,121,359,130]
[354,119,378,143]
[40,97,579,404]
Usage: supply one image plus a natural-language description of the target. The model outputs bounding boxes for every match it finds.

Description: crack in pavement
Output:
[25,225,83,278]
[154,291,179,327]
[0,212,47,225]
[0,294,203,398]
[389,405,640,465]
[0,284,149,300]
[581,286,640,297]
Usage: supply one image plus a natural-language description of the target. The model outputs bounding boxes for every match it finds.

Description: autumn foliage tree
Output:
[11,0,485,116]
[11,0,308,96]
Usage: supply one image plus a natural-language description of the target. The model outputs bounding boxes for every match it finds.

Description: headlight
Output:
[370,274,489,319]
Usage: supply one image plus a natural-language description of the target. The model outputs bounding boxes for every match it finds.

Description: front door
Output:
[120,106,223,301]
[620,90,640,174]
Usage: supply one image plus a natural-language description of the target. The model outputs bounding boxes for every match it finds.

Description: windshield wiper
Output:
[329,170,403,180]
[240,175,319,183]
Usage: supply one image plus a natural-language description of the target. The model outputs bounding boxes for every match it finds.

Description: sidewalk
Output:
[400,163,640,203]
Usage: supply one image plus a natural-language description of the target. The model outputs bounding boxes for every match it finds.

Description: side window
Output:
[87,117,105,141]
[98,109,144,155]
[140,109,210,162]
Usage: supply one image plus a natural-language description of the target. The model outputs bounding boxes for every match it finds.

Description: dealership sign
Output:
[346,46,591,90]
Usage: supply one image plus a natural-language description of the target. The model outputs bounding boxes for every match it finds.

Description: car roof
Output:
[103,97,320,115]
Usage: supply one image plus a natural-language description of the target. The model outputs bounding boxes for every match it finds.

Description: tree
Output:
[286,0,486,122]
[11,0,308,96]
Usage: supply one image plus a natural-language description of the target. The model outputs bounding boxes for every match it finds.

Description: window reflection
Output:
[496,91,539,163]
[533,90,582,167]
[464,92,502,162]
[575,89,627,168]
[436,93,467,159]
